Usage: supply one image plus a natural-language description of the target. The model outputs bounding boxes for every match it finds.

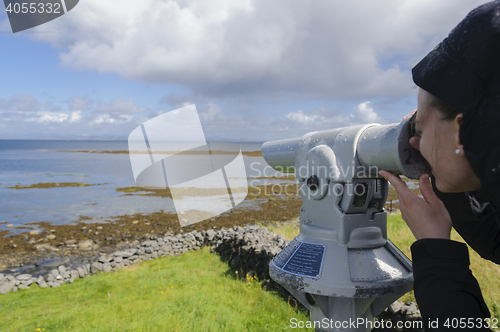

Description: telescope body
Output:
[262,118,429,180]
[262,118,429,332]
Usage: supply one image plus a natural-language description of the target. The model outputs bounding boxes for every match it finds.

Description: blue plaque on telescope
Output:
[282,242,326,278]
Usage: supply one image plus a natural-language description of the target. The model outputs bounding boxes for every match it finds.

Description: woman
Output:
[379,1,500,330]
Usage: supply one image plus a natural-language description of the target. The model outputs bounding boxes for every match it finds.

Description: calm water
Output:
[0,140,285,234]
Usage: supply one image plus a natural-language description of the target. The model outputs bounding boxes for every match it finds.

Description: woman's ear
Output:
[454,113,463,148]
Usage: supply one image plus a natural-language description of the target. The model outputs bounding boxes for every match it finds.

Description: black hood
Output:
[412,0,500,207]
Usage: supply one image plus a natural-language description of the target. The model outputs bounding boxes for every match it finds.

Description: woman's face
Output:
[411,88,481,193]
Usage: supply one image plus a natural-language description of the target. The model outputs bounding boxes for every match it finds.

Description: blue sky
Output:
[0,0,489,142]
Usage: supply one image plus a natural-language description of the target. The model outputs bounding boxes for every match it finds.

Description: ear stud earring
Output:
[455,148,461,155]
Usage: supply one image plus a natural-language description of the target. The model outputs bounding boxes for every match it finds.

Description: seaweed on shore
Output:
[6,182,100,190]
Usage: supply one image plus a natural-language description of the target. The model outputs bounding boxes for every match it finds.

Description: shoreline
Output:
[0,180,411,271]
[0,182,303,271]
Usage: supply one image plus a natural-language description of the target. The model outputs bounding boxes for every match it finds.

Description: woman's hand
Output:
[379,170,452,240]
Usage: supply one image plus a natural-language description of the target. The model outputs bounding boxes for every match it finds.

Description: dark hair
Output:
[427,93,463,121]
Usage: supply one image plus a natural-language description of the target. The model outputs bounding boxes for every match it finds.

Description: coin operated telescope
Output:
[261,117,430,332]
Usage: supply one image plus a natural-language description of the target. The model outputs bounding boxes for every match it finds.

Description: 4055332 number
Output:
[5,2,61,14]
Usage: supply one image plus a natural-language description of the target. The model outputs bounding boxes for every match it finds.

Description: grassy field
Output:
[267,212,500,319]
[0,247,312,331]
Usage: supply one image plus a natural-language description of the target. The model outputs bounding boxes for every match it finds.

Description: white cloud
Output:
[69,111,82,123]
[91,114,116,124]
[286,110,322,124]
[353,101,380,123]
[29,0,487,100]
[26,112,69,123]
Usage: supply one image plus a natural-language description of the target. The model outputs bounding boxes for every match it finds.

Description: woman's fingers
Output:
[379,170,451,240]
[418,173,438,204]
[402,109,417,121]
[379,170,410,201]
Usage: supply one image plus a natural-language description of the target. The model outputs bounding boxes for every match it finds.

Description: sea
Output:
[0,140,291,234]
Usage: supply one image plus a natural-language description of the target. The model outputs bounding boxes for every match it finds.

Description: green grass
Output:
[0,247,312,331]
[268,213,500,319]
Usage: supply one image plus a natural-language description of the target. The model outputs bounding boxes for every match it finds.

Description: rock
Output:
[206,229,216,241]
[34,243,58,252]
[102,264,112,273]
[403,302,419,315]
[22,279,34,286]
[91,262,101,274]
[132,220,139,224]
[51,269,59,278]
[16,274,32,281]
[0,281,15,294]
[7,224,13,228]
[388,301,403,314]
[46,234,56,240]
[70,270,79,280]
[29,230,39,235]
[77,267,85,278]
[78,240,93,249]
[114,256,123,263]
[114,251,133,258]
[58,265,66,274]
[98,255,112,263]
[35,257,69,268]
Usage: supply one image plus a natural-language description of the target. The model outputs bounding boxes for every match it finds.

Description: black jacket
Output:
[410,182,500,330]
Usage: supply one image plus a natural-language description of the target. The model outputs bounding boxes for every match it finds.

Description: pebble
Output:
[34,243,59,252]
[29,230,39,235]
[78,240,93,249]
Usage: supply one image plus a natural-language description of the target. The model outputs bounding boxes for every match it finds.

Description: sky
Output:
[0,0,490,142]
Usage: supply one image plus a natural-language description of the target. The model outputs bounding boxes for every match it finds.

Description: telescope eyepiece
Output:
[307,175,319,191]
